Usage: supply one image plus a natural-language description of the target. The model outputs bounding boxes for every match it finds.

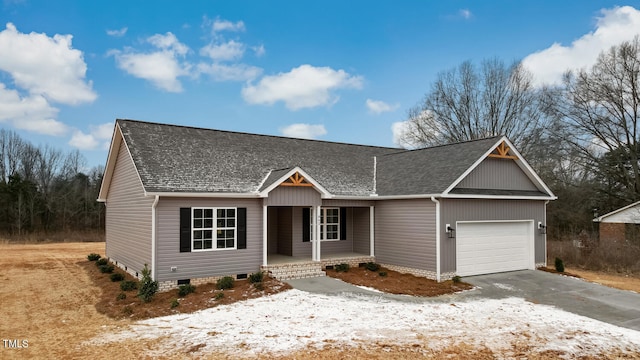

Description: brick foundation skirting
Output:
[380,263,439,281]
[157,273,249,292]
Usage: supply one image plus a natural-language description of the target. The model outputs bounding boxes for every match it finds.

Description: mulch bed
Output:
[326,265,473,297]
[80,259,291,320]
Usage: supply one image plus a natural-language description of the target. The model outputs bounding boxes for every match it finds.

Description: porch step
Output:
[261,262,326,281]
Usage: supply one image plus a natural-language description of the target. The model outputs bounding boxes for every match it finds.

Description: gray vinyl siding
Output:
[267,207,278,254]
[291,207,311,257]
[105,140,154,277]
[264,186,321,206]
[352,207,370,255]
[322,199,374,207]
[440,199,545,273]
[155,197,262,282]
[374,199,436,271]
[456,158,538,191]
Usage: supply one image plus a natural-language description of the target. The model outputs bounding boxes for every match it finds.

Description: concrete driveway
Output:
[461,270,640,331]
[288,270,640,331]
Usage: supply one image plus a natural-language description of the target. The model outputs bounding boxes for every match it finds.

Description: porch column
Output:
[262,204,267,266]
[316,205,322,261]
[311,206,317,261]
[369,205,375,257]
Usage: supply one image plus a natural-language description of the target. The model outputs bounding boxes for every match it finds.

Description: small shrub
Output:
[215,292,224,300]
[378,271,387,277]
[170,298,179,308]
[555,257,565,273]
[122,306,133,316]
[217,276,235,290]
[253,282,264,291]
[110,273,124,282]
[177,284,196,297]
[137,264,158,303]
[120,280,138,291]
[96,258,108,266]
[116,292,126,300]
[365,262,380,272]
[452,275,462,283]
[335,263,350,272]
[249,272,264,284]
[99,264,114,274]
[87,253,101,261]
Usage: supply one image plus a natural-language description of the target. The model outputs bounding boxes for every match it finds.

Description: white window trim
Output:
[311,207,341,242]
[192,207,238,252]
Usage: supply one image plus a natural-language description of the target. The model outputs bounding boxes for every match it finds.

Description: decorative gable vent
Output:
[280,172,313,187]
[488,141,518,160]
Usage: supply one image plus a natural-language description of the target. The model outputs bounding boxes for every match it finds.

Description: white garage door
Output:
[456,221,533,277]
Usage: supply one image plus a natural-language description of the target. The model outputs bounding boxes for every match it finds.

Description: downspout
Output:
[151,195,159,281]
[430,197,441,282]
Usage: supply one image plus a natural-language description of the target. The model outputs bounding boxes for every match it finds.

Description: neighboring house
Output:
[98,119,556,290]
[593,201,640,244]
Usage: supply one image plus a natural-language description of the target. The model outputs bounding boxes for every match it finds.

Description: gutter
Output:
[151,195,159,280]
[430,196,441,282]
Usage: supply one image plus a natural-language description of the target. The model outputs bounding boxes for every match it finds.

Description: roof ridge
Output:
[117,118,401,151]
[379,135,503,158]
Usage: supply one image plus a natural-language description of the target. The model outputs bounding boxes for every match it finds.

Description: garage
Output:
[456,221,534,277]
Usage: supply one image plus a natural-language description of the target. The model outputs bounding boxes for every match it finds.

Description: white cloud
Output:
[0,22,96,105]
[111,32,190,92]
[523,6,640,86]
[200,40,245,61]
[391,120,413,148]
[106,27,127,37]
[280,123,327,139]
[366,99,399,114]
[242,65,363,110]
[68,122,113,150]
[196,63,262,82]
[459,9,473,19]
[252,44,266,57]
[212,18,245,33]
[0,83,67,136]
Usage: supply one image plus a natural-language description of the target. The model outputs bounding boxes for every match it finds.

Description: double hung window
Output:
[192,207,236,250]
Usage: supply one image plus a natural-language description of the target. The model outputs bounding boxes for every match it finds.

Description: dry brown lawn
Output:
[1,242,638,359]
[566,267,640,293]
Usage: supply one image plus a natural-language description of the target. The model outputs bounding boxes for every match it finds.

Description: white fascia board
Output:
[97,123,121,202]
[144,191,262,198]
[593,200,640,222]
[257,166,332,198]
[441,193,557,201]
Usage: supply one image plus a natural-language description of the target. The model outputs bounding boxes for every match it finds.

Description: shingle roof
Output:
[115,119,546,198]
[117,119,398,196]
[376,137,501,195]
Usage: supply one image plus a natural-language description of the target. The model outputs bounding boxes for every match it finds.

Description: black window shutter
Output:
[237,208,247,249]
[340,207,347,240]
[302,208,310,242]
[179,208,191,252]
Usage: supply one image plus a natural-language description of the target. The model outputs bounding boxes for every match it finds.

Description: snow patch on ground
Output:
[354,285,383,293]
[91,290,640,358]
[492,283,516,291]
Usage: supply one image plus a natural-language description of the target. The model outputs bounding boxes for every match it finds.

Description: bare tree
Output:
[550,36,640,205]
[400,58,547,155]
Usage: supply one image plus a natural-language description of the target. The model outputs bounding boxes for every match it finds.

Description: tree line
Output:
[0,129,104,236]
[399,37,640,239]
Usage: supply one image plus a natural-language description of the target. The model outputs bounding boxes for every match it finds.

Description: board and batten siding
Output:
[455,158,538,191]
[264,186,321,206]
[440,199,545,273]
[155,197,262,282]
[105,140,154,277]
[374,199,437,272]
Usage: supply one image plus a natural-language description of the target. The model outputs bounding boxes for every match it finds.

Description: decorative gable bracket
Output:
[280,171,313,187]
[487,141,518,160]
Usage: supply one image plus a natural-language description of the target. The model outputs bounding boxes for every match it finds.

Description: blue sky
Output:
[1,0,639,168]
